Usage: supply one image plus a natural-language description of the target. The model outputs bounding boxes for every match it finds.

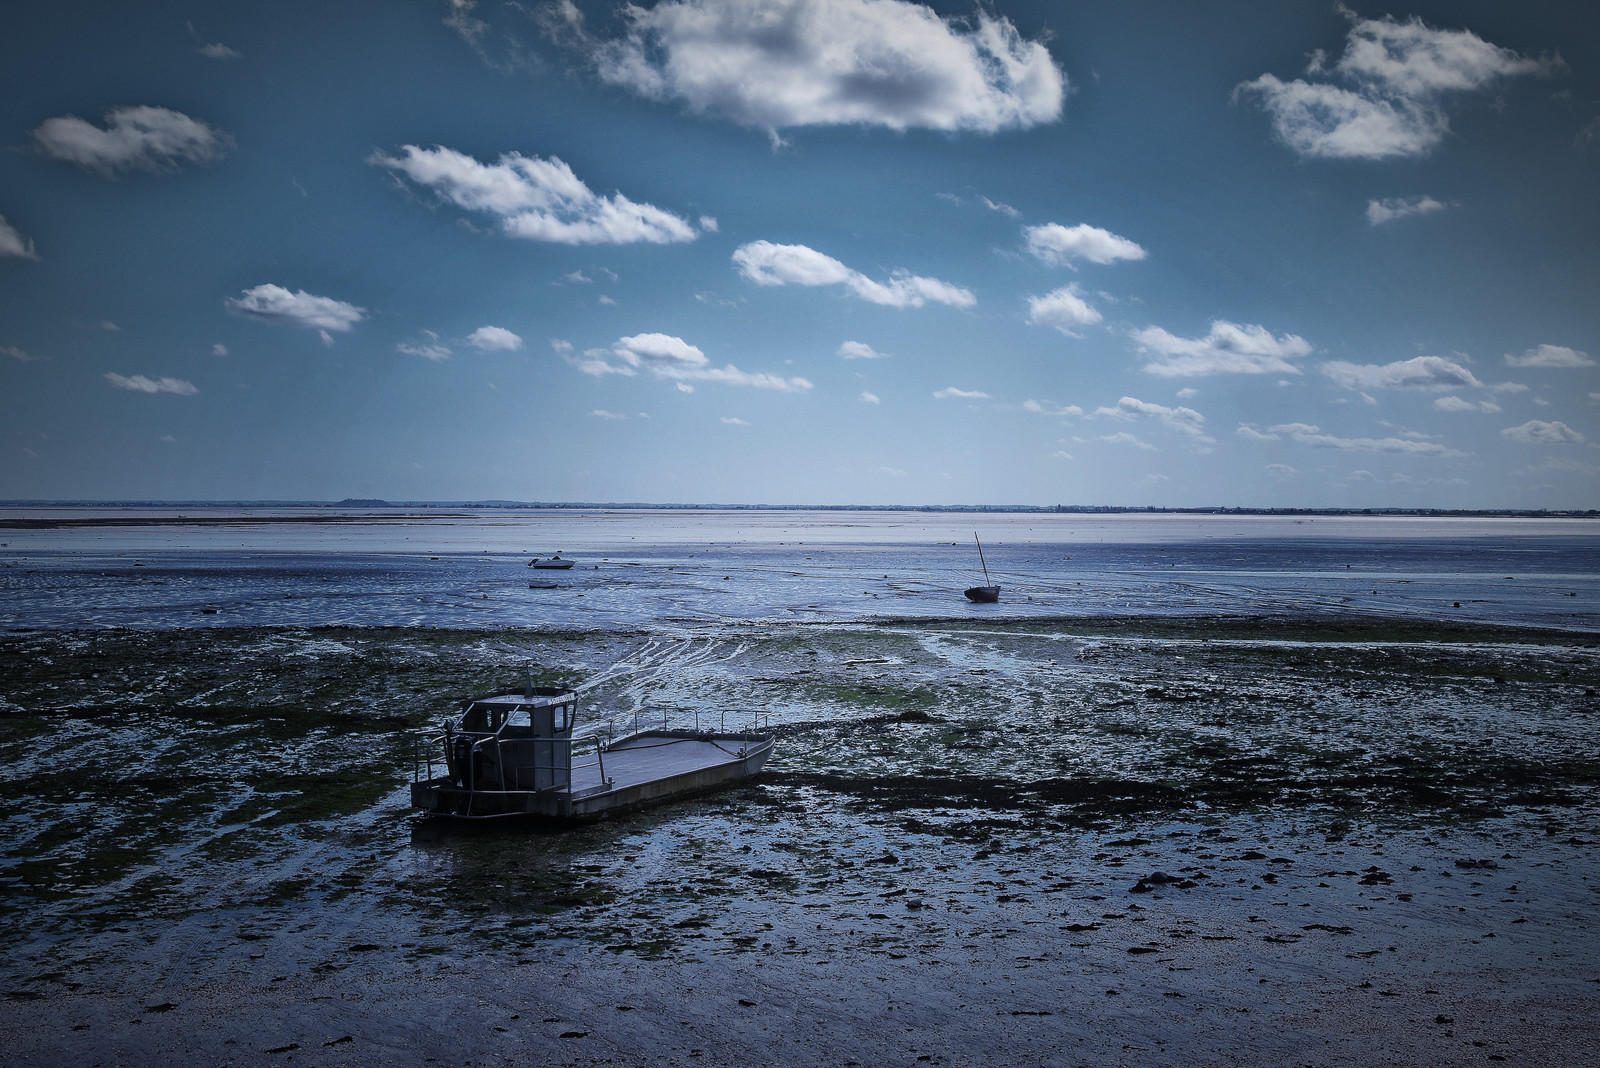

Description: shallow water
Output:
[2,508,1596,631]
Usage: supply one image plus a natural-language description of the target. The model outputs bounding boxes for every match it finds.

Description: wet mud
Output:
[1,616,1597,1065]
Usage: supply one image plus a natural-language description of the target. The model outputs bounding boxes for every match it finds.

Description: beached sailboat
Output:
[964,532,1000,603]
[529,555,575,569]
[410,685,775,820]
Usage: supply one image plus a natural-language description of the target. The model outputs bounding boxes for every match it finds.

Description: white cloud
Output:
[733,241,974,308]
[1265,463,1298,479]
[1133,320,1312,376]
[720,416,750,426]
[590,409,627,420]
[838,340,891,359]
[399,332,453,362]
[1093,395,1214,446]
[198,42,240,59]
[933,387,989,400]
[225,284,364,332]
[1367,195,1449,225]
[1502,420,1585,444]
[981,197,1021,219]
[585,332,814,392]
[1028,285,1101,333]
[372,145,697,245]
[3,345,45,362]
[1050,450,1072,461]
[1235,14,1555,160]
[211,343,228,356]
[860,391,880,405]
[699,215,719,232]
[1505,344,1593,369]
[33,106,231,175]
[1239,421,1463,456]
[104,372,198,396]
[1023,399,1082,417]
[1023,223,1146,267]
[0,215,38,260]
[1322,355,1482,392]
[1099,431,1156,451]
[1433,395,1500,413]
[467,325,523,351]
[581,0,1064,136]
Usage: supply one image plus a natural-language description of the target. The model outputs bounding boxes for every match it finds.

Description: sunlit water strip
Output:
[1,508,1596,632]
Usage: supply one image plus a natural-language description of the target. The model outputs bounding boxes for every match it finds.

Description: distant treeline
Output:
[1,500,1596,519]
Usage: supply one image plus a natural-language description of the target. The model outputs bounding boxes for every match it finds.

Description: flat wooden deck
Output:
[569,733,764,795]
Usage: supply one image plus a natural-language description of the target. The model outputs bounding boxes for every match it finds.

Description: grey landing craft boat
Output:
[410,685,776,819]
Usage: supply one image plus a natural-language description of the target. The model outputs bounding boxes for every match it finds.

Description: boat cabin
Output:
[445,687,578,795]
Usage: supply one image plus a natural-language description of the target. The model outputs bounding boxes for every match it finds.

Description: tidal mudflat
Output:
[2,616,1597,1066]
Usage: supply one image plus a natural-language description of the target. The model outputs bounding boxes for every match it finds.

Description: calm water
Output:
[1,508,1596,631]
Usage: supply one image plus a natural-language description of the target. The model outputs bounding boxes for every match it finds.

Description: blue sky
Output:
[2,0,1597,507]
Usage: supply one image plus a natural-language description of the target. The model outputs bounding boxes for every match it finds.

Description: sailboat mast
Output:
[974,532,991,585]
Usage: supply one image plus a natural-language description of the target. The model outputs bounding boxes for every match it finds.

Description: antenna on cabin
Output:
[974,532,992,585]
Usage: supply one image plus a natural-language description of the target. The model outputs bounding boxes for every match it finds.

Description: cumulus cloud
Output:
[399,332,453,362]
[212,344,229,356]
[1023,399,1082,417]
[572,332,813,392]
[1023,223,1146,267]
[860,391,881,404]
[1028,285,1101,334]
[572,0,1064,136]
[1238,421,1463,456]
[590,409,627,420]
[720,416,750,426]
[1093,396,1213,446]
[3,345,45,362]
[1266,463,1298,479]
[1502,420,1585,444]
[838,340,891,359]
[0,215,38,260]
[1505,344,1593,368]
[225,285,364,333]
[1321,355,1482,392]
[467,325,523,351]
[933,386,989,400]
[198,42,240,59]
[33,106,231,175]
[372,145,699,245]
[1367,195,1449,225]
[1235,13,1556,160]
[1132,320,1313,376]
[1098,431,1155,451]
[733,241,974,308]
[104,372,198,395]
[1434,395,1500,413]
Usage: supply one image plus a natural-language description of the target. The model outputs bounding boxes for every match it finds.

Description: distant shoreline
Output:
[1,500,1595,519]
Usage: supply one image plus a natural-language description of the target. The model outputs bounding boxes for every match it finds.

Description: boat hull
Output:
[964,585,1000,603]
